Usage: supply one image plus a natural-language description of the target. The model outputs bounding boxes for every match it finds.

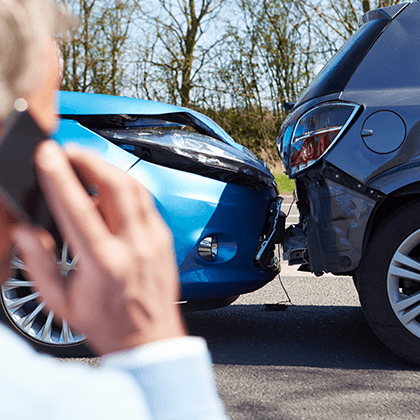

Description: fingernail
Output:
[35,140,64,171]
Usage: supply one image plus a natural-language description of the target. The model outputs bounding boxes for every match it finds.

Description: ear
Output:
[20,38,59,135]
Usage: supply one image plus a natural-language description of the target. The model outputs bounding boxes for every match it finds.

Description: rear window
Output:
[296,17,389,107]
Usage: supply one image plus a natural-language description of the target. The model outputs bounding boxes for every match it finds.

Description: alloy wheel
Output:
[387,228,420,338]
[1,244,85,346]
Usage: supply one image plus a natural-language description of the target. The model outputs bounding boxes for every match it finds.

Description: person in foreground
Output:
[0,1,228,419]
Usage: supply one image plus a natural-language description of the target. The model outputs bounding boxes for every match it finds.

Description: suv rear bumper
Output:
[282,176,377,275]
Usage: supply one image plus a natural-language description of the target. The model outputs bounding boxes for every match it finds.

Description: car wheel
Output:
[358,200,420,365]
[0,244,94,358]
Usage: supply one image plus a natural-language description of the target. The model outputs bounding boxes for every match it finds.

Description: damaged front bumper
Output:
[254,197,286,271]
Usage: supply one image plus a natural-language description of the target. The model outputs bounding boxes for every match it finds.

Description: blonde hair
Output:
[0,0,75,120]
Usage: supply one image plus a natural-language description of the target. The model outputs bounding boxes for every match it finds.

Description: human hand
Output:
[12,140,186,355]
[0,203,18,287]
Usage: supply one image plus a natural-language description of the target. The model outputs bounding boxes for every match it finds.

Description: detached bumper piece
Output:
[254,197,286,270]
[282,224,308,266]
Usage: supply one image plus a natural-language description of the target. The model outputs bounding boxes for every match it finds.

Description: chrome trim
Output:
[293,125,343,143]
[254,197,284,270]
[198,236,218,262]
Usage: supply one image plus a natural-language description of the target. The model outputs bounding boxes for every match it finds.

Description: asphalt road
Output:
[184,273,420,420]
[184,196,420,419]
[68,196,420,419]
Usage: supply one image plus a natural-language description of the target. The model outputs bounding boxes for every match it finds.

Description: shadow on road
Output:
[183,304,418,371]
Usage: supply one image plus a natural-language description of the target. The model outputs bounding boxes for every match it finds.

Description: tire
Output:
[358,200,420,365]
[0,246,94,358]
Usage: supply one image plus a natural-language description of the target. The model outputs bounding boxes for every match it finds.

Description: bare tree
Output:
[59,0,134,94]
[258,0,314,114]
[89,0,134,94]
[137,0,228,107]
[59,0,96,92]
[206,0,314,114]
[191,0,315,166]
[307,0,401,62]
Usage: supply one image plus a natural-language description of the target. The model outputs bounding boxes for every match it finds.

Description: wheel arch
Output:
[362,182,420,256]
[356,196,420,365]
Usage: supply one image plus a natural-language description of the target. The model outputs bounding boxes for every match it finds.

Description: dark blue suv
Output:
[277,2,420,364]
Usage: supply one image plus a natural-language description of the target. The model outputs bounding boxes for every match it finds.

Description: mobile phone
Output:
[0,104,54,231]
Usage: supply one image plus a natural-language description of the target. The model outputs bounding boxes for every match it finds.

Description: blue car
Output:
[1,91,281,357]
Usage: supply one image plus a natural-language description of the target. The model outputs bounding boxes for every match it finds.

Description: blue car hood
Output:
[58,91,241,151]
[57,91,275,191]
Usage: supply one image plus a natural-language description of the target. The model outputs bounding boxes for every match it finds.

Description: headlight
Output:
[289,102,360,176]
[97,128,275,190]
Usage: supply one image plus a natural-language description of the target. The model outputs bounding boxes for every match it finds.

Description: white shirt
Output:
[0,322,228,420]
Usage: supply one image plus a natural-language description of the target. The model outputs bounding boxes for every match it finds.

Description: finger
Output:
[11,224,67,318]
[0,202,19,285]
[133,181,159,224]
[0,247,14,288]
[34,141,111,254]
[66,153,134,235]
[66,147,158,223]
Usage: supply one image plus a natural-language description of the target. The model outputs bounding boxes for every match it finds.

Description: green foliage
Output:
[195,106,285,166]
[273,171,295,195]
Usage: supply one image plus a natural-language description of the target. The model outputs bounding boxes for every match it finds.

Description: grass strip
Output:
[273,172,295,195]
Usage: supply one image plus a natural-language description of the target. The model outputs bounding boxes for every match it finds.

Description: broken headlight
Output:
[289,102,360,176]
[96,128,276,191]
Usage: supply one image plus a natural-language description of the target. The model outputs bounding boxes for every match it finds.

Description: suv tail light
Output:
[290,102,360,176]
